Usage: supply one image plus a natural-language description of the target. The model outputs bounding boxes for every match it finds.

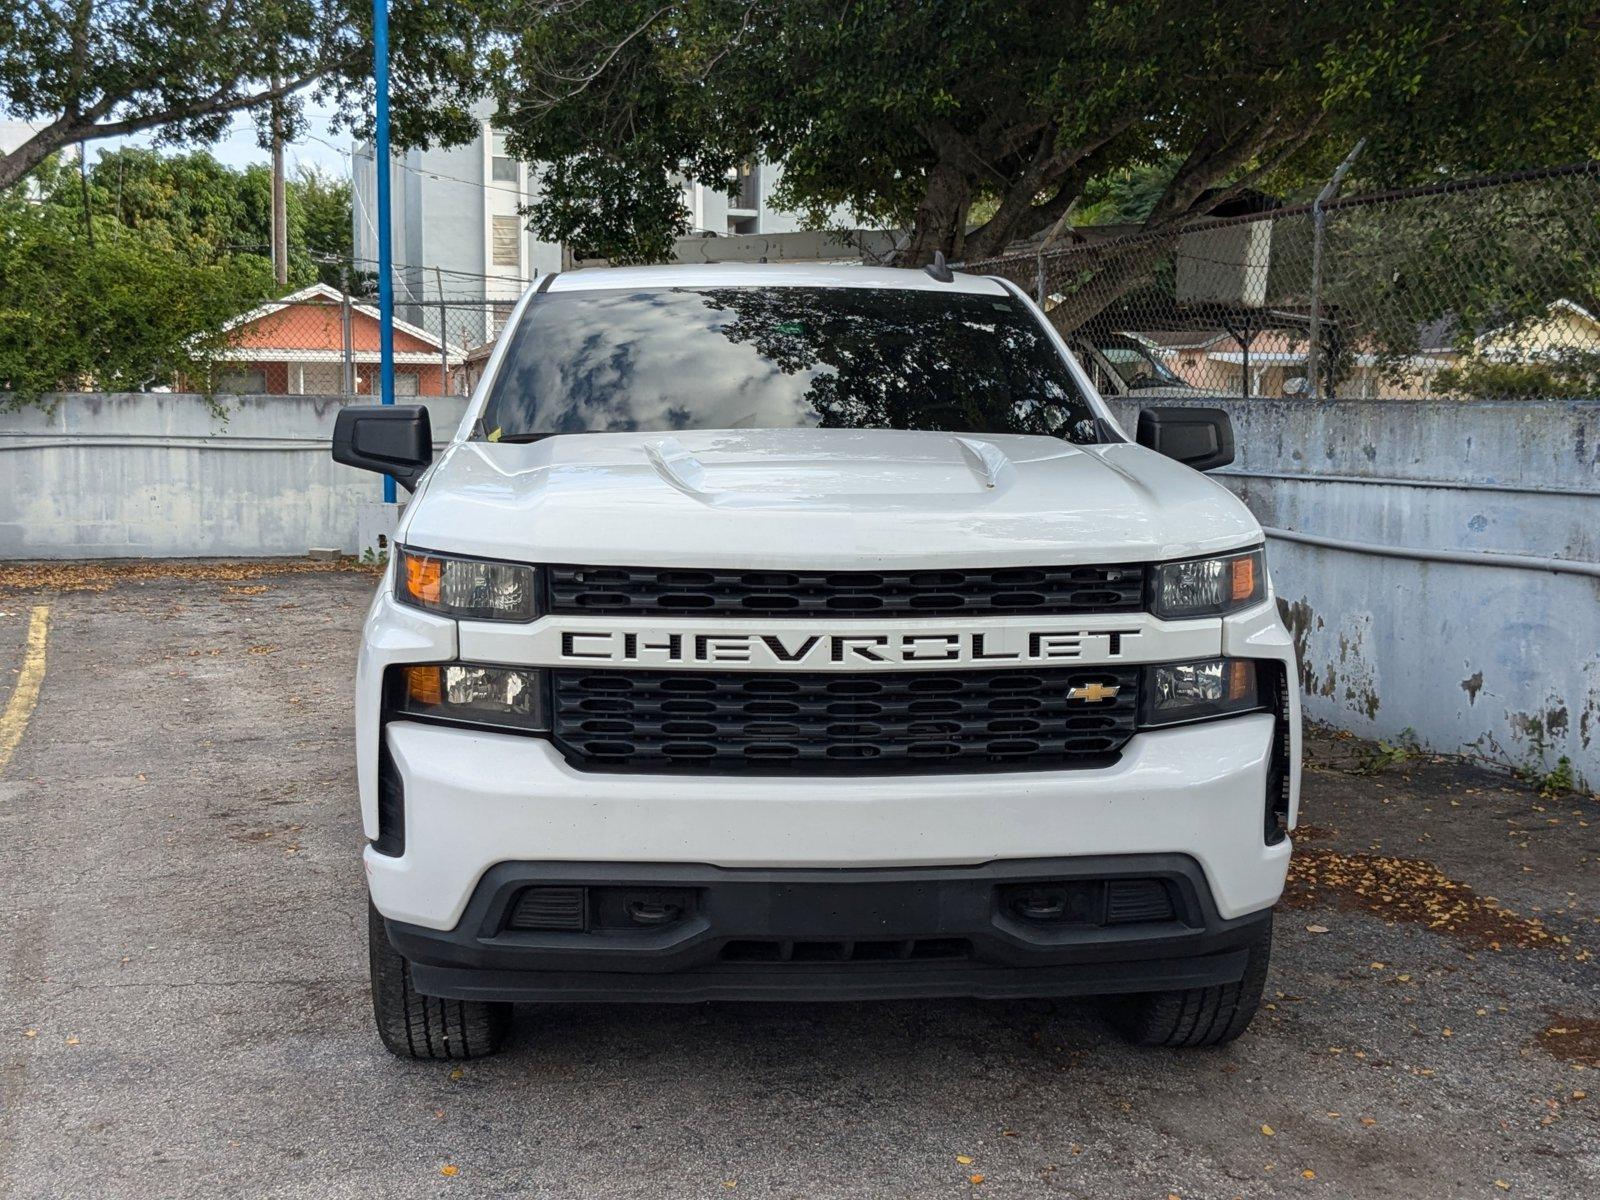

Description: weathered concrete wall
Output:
[6,392,1597,785]
[1111,398,1600,788]
[0,393,467,559]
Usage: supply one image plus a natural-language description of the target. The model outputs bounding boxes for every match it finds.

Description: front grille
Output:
[505,886,587,931]
[551,666,1140,773]
[547,563,1144,618]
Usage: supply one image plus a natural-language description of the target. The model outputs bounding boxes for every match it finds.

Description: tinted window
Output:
[480,287,1100,442]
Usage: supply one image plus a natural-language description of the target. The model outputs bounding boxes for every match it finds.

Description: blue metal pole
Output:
[373,0,396,503]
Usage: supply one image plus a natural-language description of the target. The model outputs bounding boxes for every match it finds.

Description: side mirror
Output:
[1136,406,1234,472]
[332,404,433,492]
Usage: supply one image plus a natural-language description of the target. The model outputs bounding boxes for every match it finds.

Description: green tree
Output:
[293,164,356,287]
[0,0,484,192]
[483,0,1600,265]
[0,185,276,396]
[36,147,354,285]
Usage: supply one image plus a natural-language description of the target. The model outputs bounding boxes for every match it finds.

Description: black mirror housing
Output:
[1135,406,1235,473]
[332,404,433,491]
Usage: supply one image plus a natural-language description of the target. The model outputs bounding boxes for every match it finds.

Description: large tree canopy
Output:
[0,0,484,191]
[484,0,1600,264]
[1,148,355,396]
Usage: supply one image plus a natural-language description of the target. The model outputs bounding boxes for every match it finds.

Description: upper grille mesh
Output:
[552,666,1140,774]
[547,564,1144,618]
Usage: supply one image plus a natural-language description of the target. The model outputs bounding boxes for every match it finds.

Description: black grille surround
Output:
[546,563,1144,618]
[551,665,1140,774]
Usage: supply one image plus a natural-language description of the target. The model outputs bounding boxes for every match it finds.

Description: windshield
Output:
[1097,335,1184,390]
[479,286,1101,442]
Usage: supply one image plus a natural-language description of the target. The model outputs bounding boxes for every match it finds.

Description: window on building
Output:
[734,160,760,210]
[217,368,267,395]
[491,215,521,267]
[365,370,421,396]
[489,302,517,337]
[491,156,517,184]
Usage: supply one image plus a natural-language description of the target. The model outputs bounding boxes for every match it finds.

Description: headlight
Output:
[1150,547,1265,619]
[1141,657,1263,727]
[396,547,538,621]
[391,663,548,732]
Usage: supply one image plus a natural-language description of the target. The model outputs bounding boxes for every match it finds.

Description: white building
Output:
[353,107,827,350]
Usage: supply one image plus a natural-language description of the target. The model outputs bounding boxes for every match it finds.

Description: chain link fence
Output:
[962,162,1600,401]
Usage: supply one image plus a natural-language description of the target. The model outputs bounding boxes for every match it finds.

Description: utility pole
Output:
[339,264,355,394]
[78,142,93,247]
[435,265,449,395]
[374,0,397,504]
[270,77,289,288]
[1306,139,1365,400]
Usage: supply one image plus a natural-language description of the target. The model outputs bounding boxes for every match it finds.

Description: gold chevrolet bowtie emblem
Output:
[1067,682,1121,703]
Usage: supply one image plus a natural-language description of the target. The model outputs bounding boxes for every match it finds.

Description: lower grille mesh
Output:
[551,667,1140,773]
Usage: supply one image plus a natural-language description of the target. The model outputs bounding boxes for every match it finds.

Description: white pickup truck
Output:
[333,262,1300,1060]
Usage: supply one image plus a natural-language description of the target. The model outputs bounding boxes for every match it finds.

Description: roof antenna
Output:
[923,250,954,283]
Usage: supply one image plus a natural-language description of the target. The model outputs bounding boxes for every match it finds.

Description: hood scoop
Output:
[641,432,1018,504]
[642,436,710,498]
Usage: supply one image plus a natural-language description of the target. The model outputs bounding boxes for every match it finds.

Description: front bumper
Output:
[383,856,1271,1004]
[366,711,1290,930]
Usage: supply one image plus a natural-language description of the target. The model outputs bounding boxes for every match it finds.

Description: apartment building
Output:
[353,107,821,353]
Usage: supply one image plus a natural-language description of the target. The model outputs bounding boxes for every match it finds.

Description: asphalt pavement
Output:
[0,563,1596,1199]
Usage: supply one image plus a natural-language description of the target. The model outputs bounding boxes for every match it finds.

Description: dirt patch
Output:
[1536,1015,1600,1068]
[0,558,380,595]
[231,823,304,846]
[1290,823,1338,842]
[1285,848,1572,950]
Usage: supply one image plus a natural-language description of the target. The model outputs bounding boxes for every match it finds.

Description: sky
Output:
[1,102,353,178]
[105,107,353,177]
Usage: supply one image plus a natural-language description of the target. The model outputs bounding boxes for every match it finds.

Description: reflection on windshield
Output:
[481,287,1101,442]
[1099,337,1182,390]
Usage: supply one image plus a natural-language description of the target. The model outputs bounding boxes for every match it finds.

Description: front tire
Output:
[1104,912,1273,1048]
[368,900,511,1060]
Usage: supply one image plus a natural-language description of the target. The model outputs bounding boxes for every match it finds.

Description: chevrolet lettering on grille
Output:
[558,627,1144,668]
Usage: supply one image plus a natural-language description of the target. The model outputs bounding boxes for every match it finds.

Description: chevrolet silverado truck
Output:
[332,261,1300,1060]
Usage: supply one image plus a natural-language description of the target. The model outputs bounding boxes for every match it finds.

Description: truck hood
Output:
[399,428,1261,568]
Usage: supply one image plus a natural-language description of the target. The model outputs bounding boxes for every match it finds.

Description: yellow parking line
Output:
[0,605,49,774]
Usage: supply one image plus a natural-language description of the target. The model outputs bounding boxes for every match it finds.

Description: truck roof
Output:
[543,261,1009,296]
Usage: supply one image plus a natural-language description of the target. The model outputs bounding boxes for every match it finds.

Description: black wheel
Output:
[1104,912,1273,1048]
[368,900,511,1060]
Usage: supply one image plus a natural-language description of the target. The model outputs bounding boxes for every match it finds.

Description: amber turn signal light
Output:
[1229,554,1257,603]
[404,664,443,707]
[1224,658,1254,702]
[404,553,443,606]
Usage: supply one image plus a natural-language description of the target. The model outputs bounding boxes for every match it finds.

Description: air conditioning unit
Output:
[1174,220,1273,308]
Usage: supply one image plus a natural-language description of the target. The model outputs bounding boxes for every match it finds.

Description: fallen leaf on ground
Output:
[439,1165,458,1177]
[1260,1124,1276,1136]
[1305,924,1329,934]
[968,1175,985,1185]
[956,1156,973,1165]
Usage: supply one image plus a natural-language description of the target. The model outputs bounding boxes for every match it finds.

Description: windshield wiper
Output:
[485,431,564,444]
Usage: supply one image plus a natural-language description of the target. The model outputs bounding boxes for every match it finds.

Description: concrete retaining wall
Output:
[5,391,1596,786]
[0,393,467,559]
[1111,398,1600,788]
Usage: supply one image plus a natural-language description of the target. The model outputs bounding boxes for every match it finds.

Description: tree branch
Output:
[0,73,318,192]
